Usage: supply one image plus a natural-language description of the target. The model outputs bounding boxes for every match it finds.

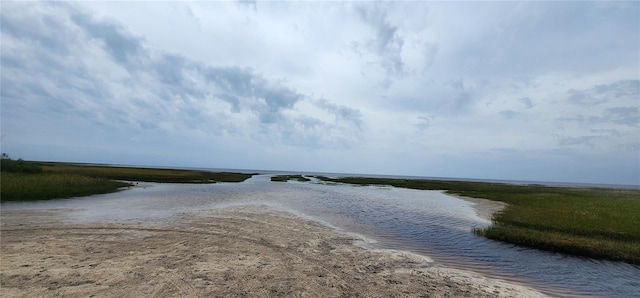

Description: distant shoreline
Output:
[24,159,639,189]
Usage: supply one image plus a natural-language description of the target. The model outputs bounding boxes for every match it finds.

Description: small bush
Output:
[271,175,311,182]
[1,154,43,173]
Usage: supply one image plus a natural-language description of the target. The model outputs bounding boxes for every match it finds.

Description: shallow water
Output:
[3,175,639,297]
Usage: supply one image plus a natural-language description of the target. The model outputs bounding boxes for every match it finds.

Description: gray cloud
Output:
[70,10,144,67]
[519,97,534,109]
[154,54,187,86]
[356,4,405,77]
[604,107,639,126]
[589,128,621,137]
[557,135,599,148]
[196,66,304,124]
[595,80,640,98]
[1,2,361,150]
[500,110,518,119]
[568,80,639,106]
[1,4,73,56]
[415,116,433,132]
[205,67,304,124]
[449,79,465,91]
[295,116,324,130]
[568,90,608,106]
[314,99,364,129]
[421,42,439,71]
[558,107,639,127]
[252,81,302,123]
[452,92,473,112]
[237,0,257,11]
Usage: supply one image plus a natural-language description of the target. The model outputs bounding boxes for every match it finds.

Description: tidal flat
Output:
[2,165,640,296]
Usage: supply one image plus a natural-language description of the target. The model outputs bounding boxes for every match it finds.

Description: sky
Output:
[1,1,639,185]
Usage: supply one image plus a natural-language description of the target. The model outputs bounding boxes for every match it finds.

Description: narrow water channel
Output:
[3,175,638,297]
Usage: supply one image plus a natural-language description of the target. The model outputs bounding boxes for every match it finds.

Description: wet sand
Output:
[1,205,544,297]
[444,192,507,221]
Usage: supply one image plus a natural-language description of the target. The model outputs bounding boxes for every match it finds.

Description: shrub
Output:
[1,154,43,173]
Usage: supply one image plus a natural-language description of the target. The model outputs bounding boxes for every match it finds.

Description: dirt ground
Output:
[1,206,545,297]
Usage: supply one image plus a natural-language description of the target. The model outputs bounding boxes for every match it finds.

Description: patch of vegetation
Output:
[271,175,311,182]
[1,172,130,202]
[1,153,43,173]
[1,158,257,202]
[37,162,256,183]
[314,176,640,265]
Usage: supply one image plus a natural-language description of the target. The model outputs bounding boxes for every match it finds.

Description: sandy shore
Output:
[444,192,507,221]
[1,205,545,297]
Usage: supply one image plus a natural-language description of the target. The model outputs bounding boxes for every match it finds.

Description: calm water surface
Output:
[3,175,639,297]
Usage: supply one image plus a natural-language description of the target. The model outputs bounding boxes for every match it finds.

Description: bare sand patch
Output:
[1,206,543,297]
[443,192,507,222]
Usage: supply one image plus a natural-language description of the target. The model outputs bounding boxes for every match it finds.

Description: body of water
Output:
[3,175,639,297]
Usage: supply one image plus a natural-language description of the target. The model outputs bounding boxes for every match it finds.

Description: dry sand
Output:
[1,205,545,297]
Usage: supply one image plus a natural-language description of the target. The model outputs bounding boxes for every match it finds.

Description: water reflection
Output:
[2,175,639,297]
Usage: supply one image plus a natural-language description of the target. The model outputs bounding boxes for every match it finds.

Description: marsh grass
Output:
[1,172,130,201]
[314,176,640,264]
[0,161,256,202]
[1,156,43,173]
[271,175,311,182]
[38,162,255,183]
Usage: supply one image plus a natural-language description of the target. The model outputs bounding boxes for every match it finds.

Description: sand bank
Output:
[443,192,507,221]
[1,206,544,297]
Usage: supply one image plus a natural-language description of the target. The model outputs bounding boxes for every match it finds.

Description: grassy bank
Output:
[38,162,255,183]
[271,175,311,182]
[1,172,130,201]
[1,161,256,202]
[313,176,640,265]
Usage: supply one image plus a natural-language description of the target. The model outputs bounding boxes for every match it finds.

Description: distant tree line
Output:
[0,153,43,173]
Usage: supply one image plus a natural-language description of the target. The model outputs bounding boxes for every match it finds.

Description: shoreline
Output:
[313,175,640,265]
[1,206,546,297]
[443,191,507,222]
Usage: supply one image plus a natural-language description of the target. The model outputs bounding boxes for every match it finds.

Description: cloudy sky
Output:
[1,1,639,185]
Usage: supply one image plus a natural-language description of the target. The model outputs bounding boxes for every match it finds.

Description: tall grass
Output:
[314,176,640,264]
[38,162,255,183]
[1,157,43,173]
[0,161,257,202]
[1,172,130,201]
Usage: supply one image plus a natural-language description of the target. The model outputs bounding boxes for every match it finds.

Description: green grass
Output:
[271,175,311,182]
[1,172,130,201]
[38,162,255,183]
[1,161,257,202]
[1,156,43,173]
[313,176,640,265]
